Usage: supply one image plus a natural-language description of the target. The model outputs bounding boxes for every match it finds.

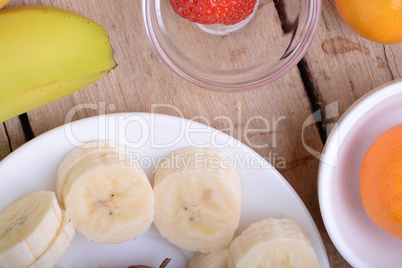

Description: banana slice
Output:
[58,140,154,244]
[154,147,241,200]
[0,191,62,268]
[153,147,241,252]
[56,140,126,208]
[27,210,75,268]
[188,246,229,268]
[228,218,319,268]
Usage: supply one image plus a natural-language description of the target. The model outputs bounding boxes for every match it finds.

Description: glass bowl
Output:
[142,0,321,92]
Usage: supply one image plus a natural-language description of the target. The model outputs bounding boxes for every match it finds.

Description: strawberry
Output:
[169,0,257,25]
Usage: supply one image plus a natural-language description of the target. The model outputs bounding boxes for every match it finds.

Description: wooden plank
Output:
[4,117,27,151]
[0,124,11,161]
[4,0,342,265]
[0,117,26,161]
[303,0,402,135]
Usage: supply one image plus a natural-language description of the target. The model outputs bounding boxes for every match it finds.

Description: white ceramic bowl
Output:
[142,0,321,91]
[318,79,402,267]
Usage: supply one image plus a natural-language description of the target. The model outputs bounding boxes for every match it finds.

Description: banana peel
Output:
[0,0,11,9]
[0,5,117,123]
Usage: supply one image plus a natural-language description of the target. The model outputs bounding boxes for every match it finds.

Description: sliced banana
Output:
[27,210,75,268]
[154,147,241,201]
[58,140,154,244]
[56,140,126,208]
[229,218,319,268]
[188,246,229,268]
[0,191,62,268]
[153,147,241,252]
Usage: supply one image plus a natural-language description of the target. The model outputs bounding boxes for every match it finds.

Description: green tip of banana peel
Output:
[0,5,117,123]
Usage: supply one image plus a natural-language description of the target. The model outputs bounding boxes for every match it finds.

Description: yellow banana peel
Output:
[0,5,117,123]
[0,0,11,9]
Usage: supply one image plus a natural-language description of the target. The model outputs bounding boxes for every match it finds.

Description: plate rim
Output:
[318,79,402,267]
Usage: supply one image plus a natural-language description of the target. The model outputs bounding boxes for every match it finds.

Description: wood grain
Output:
[2,0,349,266]
[0,117,26,160]
[0,124,11,161]
[4,117,27,151]
[303,0,402,136]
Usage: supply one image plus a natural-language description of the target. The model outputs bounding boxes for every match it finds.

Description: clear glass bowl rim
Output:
[142,0,322,92]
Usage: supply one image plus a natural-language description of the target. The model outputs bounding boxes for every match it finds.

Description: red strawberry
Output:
[169,0,257,25]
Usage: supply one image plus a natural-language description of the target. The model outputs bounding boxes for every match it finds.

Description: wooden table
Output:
[1,0,401,266]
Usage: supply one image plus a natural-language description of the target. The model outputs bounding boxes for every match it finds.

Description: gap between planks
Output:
[297,59,328,144]
[2,122,13,154]
[273,0,327,145]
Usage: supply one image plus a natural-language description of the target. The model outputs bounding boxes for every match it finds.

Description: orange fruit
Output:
[335,0,402,44]
[360,124,402,239]
[0,0,11,9]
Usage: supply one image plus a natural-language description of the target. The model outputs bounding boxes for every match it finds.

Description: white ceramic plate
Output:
[0,113,329,267]
[318,79,402,267]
